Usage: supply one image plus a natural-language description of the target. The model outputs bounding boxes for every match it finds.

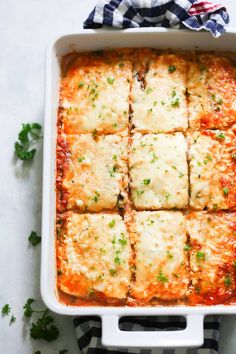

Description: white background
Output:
[0,1,236,353]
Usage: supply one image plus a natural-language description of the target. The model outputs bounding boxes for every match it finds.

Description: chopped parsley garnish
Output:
[153,101,157,106]
[114,256,121,265]
[145,87,153,95]
[9,315,16,325]
[156,272,168,283]
[28,231,41,246]
[171,90,180,107]
[184,245,191,251]
[2,304,11,316]
[142,178,151,185]
[112,154,117,161]
[78,156,85,163]
[147,108,153,112]
[217,98,223,105]
[150,153,158,163]
[135,189,144,197]
[196,251,205,261]
[118,234,127,246]
[92,191,100,203]
[203,154,212,165]
[78,81,85,88]
[178,172,185,178]
[215,131,225,140]
[233,260,236,267]
[167,251,173,259]
[107,77,115,85]
[14,123,42,161]
[168,65,176,73]
[92,129,97,138]
[109,269,117,276]
[23,298,59,342]
[109,165,118,177]
[213,204,218,211]
[224,275,232,287]
[223,187,229,196]
[108,219,116,228]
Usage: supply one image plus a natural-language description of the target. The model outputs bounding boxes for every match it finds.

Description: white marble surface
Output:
[0,1,236,353]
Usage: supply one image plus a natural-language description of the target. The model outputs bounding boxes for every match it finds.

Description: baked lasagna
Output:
[57,49,236,306]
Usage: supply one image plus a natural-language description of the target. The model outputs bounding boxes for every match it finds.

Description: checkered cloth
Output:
[74,316,221,353]
[84,0,229,37]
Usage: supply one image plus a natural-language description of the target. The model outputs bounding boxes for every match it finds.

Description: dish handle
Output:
[102,314,204,348]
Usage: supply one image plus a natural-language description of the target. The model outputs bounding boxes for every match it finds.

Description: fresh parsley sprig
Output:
[28,231,41,246]
[14,123,42,161]
[23,298,59,342]
[1,304,16,325]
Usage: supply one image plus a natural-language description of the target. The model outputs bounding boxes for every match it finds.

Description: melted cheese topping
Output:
[132,53,188,133]
[188,130,236,211]
[57,213,131,299]
[129,133,188,209]
[188,54,236,130]
[62,134,128,212]
[187,212,236,303]
[131,211,189,301]
[60,50,132,134]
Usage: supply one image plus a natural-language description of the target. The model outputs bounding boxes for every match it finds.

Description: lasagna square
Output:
[131,52,188,133]
[57,213,131,300]
[60,50,132,135]
[129,133,188,210]
[188,53,236,130]
[187,212,236,304]
[61,134,128,212]
[130,211,189,301]
[188,130,236,211]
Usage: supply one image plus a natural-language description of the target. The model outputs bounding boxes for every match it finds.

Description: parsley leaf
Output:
[215,131,225,140]
[156,272,168,283]
[196,251,205,261]
[23,298,35,317]
[108,219,116,228]
[168,65,176,73]
[30,310,59,342]
[224,275,232,287]
[2,304,11,316]
[223,187,229,196]
[28,231,41,246]
[142,178,151,185]
[107,77,115,85]
[9,315,16,325]
[14,123,42,161]
[184,245,191,251]
[23,298,59,342]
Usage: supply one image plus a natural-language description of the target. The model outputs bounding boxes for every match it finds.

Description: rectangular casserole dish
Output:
[41,27,236,348]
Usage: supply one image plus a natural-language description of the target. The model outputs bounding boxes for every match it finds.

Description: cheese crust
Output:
[131,211,189,301]
[56,49,236,307]
[131,52,188,133]
[129,133,188,209]
[57,213,131,300]
[62,134,128,212]
[188,54,236,130]
[187,212,236,304]
[188,130,236,211]
[60,50,132,135]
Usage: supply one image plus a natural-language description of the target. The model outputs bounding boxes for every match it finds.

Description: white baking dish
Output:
[41,27,236,348]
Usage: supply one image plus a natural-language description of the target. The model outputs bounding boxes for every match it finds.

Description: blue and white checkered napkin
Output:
[74,316,222,353]
[84,0,229,37]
